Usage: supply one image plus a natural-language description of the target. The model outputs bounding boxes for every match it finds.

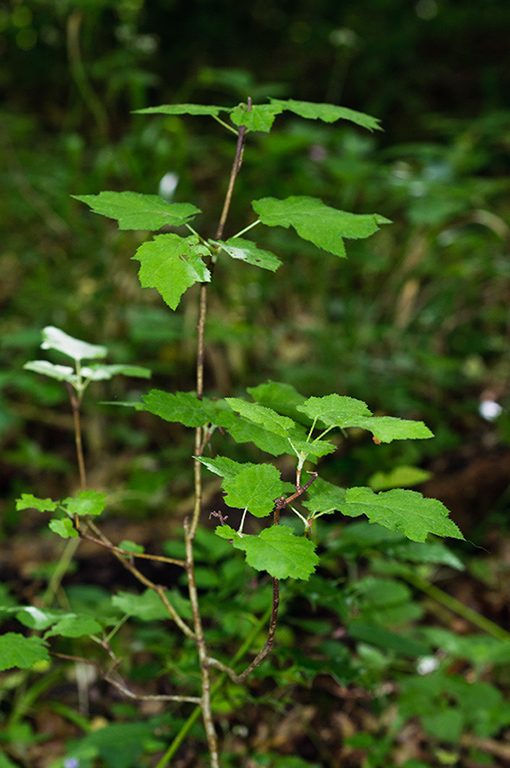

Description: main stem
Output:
[186,104,252,767]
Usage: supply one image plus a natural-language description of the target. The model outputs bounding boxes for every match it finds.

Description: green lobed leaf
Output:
[133,103,226,116]
[226,418,295,456]
[0,633,50,671]
[369,465,432,491]
[16,493,58,513]
[216,524,318,580]
[297,393,372,427]
[198,455,254,480]
[64,490,107,517]
[288,437,337,460]
[230,102,283,132]
[268,98,382,131]
[247,380,307,421]
[356,416,433,443]
[112,589,170,621]
[15,606,61,630]
[48,518,78,538]
[23,360,77,384]
[44,614,102,639]
[143,389,220,427]
[390,541,464,570]
[339,487,464,542]
[133,233,211,310]
[226,397,296,436]
[298,395,433,443]
[222,464,285,517]
[211,238,282,271]
[41,326,107,361]
[73,191,200,231]
[303,478,347,515]
[253,196,391,257]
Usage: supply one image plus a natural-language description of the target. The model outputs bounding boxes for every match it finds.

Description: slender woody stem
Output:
[190,97,252,539]
[184,518,220,768]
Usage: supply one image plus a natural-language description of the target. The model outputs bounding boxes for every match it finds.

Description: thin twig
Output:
[78,530,186,567]
[85,519,195,639]
[52,653,201,704]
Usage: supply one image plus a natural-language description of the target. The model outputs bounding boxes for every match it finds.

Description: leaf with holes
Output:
[133,234,210,310]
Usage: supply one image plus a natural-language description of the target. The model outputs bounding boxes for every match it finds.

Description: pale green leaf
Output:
[23,360,77,384]
[222,464,285,517]
[41,326,107,361]
[81,364,151,381]
[269,98,382,131]
[48,518,78,538]
[64,490,107,517]
[339,487,464,542]
[0,633,49,671]
[133,103,226,116]
[356,416,433,443]
[44,614,102,639]
[112,589,170,621]
[16,494,58,513]
[216,524,318,580]
[226,398,296,436]
[212,238,282,271]
[73,191,200,231]
[253,196,391,257]
[15,606,61,630]
[133,234,210,310]
[369,466,432,491]
[230,103,283,132]
[297,393,372,427]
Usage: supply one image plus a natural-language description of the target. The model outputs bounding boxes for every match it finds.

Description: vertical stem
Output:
[72,398,87,492]
[190,98,252,539]
[184,519,220,768]
[186,100,253,767]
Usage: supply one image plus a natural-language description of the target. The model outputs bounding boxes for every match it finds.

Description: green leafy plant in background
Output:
[3,99,466,767]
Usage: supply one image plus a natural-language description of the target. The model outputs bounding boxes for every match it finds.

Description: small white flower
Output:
[479,399,503,421]
[158,172,179,201]
[417,656,439,675]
